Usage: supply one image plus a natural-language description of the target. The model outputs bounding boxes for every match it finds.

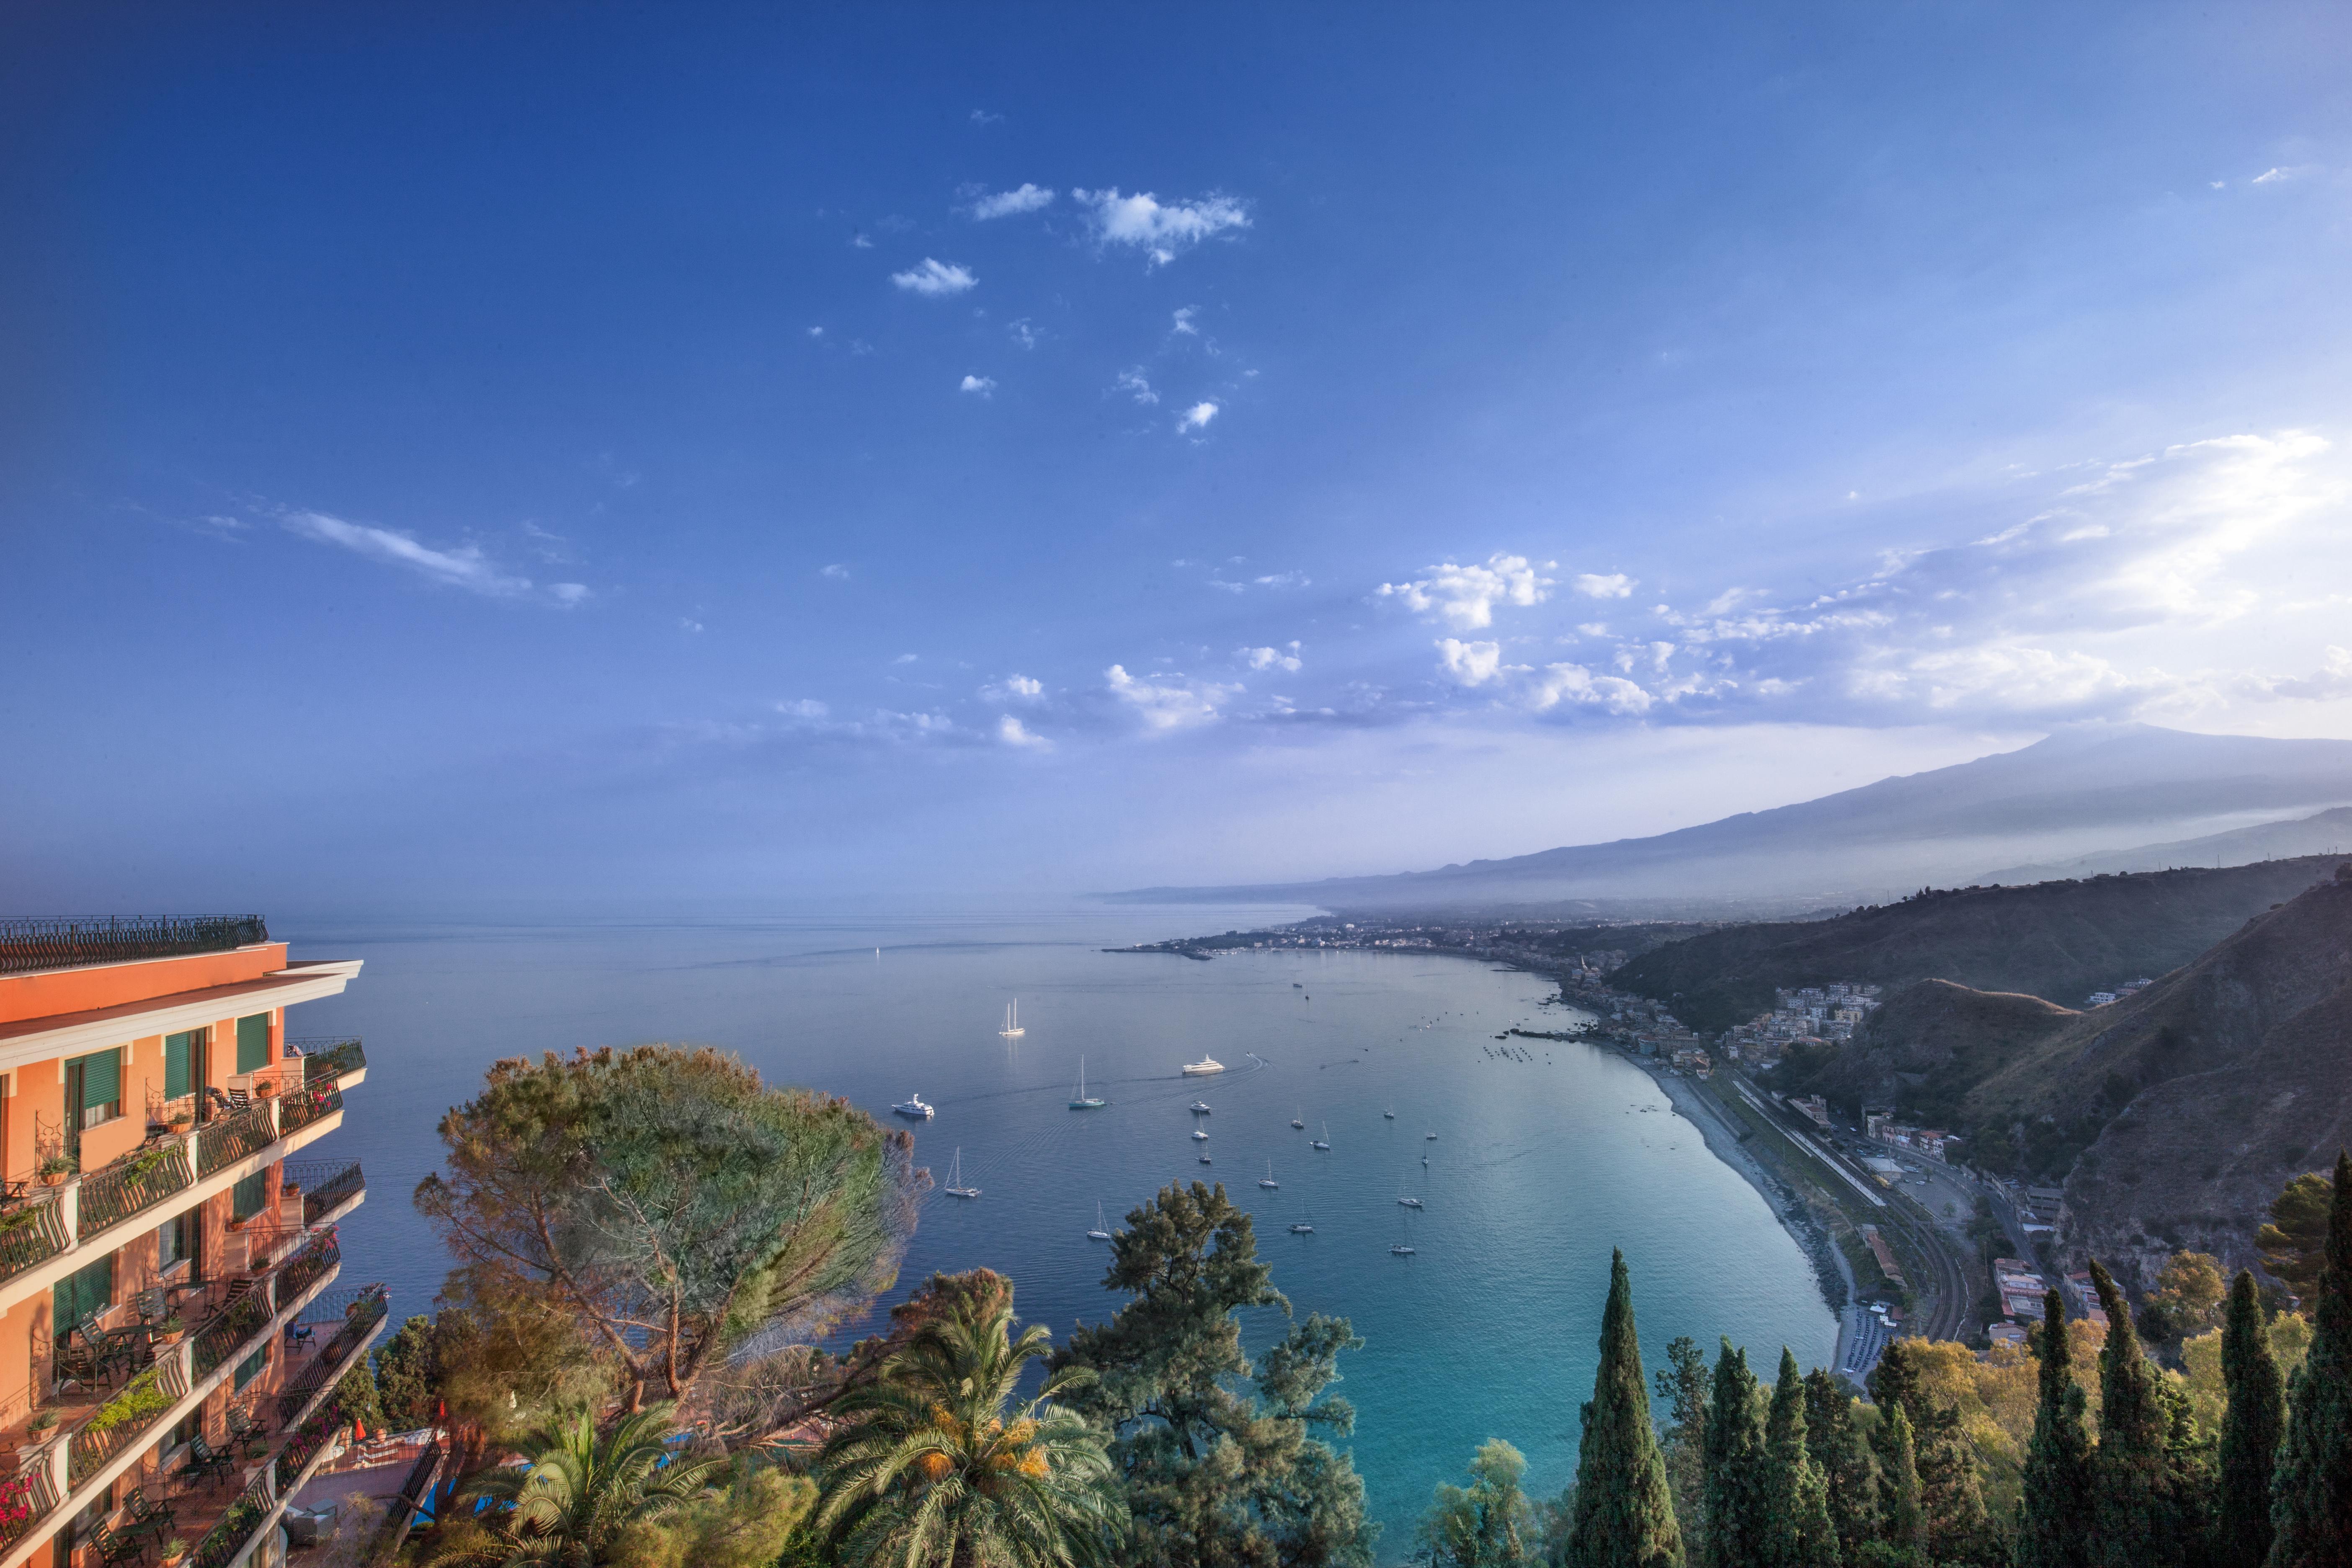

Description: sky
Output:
[5,1,2352,915]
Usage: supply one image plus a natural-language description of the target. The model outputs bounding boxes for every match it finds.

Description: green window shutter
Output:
[70,1050,120,1112]
[235,1014,271,1074]
[231,1171,268,1220]
[233,1342,269,1392]
[164,1032,193,1100]
[52,1254,113,1331]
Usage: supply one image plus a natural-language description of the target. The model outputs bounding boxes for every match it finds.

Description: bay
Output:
[281,905,1834,1553]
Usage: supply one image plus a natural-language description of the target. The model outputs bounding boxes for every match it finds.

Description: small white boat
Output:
[1425,1131,1439,1140]
[1190,1100,1212,1114]
[1191,1128,1209,1141]
[1311,1122,1331,1151]
[1290,1110,1305,1129]
[1069,1057,1104,1109]
[1087,1202,1112,1242]
[944,1148,980,1199]
[999,1001,1026,1039]
[1290,1199,1315,1235]
[1398,1197,1424,1210]
[892,1093,935,1120]
[1383,1106,1396,1119]
[1199,1154,1213,1164]
[1181,1056,1225,1076]
[1391,1243,1416,1256]
[1259,1161,1279,1190]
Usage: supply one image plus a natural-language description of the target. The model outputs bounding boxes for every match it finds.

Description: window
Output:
[235,1014,272,1075]
[52,1253,112,1334]
[233,1341,270,1392]
[231,1171,268,1222]
[64,1050,122,1132]
[157,1211,193,1273]
[164,1029,204,1101]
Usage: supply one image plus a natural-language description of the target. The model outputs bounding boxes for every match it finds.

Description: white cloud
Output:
[280,509,586,604]
[1008,318,1037,350]
[779,699,830,720]
[960,374,997,397]
[1574,572,1637,599]
[1525,663,1655,715]
[1178,400,1220,432]
[681,618,704,633]
[850,233,873,249]
[1072,188,1251,265]
[1436,638,1504,686]
[892,653,918,665]
[1378,553,1553,630]
[820,563,851,580]
[997,714,1052,750]
[807,326,824,338]
[1105,664,1237,730]
[967,183,1055,219]
[549,582,591,606]
[1252,571,1309,589]
[891,258,978,297]
[1116,368,1159,405]
[1172,306,1199,335]
[2253,166,2311,185]
[983,673,1045,703]
[1241,642,1303,672]
[970,109,1003,126]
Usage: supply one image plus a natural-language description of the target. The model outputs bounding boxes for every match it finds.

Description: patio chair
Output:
[121,1485,177,1542]
[89,1326,142,1384]
[225,1406,270,1458]
[130,1286,168,1325]
[88,1524,145,1568]
[52,1328,103,1390]
[179,1433,236,1492]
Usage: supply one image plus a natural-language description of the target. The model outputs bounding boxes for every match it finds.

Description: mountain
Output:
[1609,856,2344,1034]
[1979,805,2352,883]
[1109,724,2352,913]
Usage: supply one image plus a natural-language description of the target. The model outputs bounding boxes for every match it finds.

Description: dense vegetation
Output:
[374,1045,2352,1568]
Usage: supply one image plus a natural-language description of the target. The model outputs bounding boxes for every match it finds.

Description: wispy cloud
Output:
[981,673,1045,704]
[1178,400,1219,432]
[1573,572,1636,599]
[891,258,978,297]
[280,510,587,605]
[960,374,997,397]
[1378,553,1553,630]
[966,183,1055,219]
[1115,368,1159,405]
[1171,306,1199,336]
[1008,318,1038,350]
[1240,642,1302,672]
[820,563,851,580]
[997,714,1052,750]
[1072,188,1251,266]
[1105,664,1238,730]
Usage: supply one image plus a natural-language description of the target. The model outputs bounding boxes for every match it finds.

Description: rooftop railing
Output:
[0,916,268,977]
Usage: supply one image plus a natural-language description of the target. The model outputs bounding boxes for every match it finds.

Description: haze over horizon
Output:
[7,4,2352,916]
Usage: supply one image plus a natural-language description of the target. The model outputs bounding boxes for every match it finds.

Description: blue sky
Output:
[5,2,2352,913]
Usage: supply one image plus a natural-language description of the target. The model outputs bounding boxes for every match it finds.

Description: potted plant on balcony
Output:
[167,1107,192,1131]
[35,1157,70,1187]
[160,1537,188,1567]
[155,1315,186,1347]
[26,1408,56,1439]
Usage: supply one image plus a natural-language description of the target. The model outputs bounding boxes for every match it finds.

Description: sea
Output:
[278,906,1834,1554]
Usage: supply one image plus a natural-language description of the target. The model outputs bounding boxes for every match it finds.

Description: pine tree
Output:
[2267,1148,2352,1568]
[1867,1341,1989,1565]
[2017,1289,2094,1568]
[1656,1338,1712,1560]
[1870,1402,1923,1556]
[1566,1251,1684,1568]
[1703,1341,1766,1568]
[1802,1369,1877,1562]
[2215,1271,2283,1568]
[1763,1349,1839,1568]
[2091,1258,2188,1568]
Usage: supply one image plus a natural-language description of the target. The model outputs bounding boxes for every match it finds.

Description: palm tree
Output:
[815,1289,1121,1568]
[433,1403,722,1566]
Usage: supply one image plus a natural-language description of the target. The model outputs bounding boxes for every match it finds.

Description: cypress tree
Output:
[2092,1258,2188,1568]
[2267,1148,2352,1568]
[2018,1289,2095,1568]
[1869,1340,1991,1565]
[1763,1349,1840,1568]
[2216,1270,2283,1568]
[1568,1251,1685,1568]
[1803,1368,1878,1562]
[1703,1341,1765,1568]
[1872,1402,1923,1555]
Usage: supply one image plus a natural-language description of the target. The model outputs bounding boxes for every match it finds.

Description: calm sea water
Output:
[280,907,1833,1553]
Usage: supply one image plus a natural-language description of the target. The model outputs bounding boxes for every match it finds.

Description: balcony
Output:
[287,1037,366,1087]
[75,1142,195,1241]
[0,916,268,978]
[286,1161,364,1228]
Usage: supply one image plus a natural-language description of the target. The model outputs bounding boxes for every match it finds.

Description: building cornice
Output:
[0,960,363,1073]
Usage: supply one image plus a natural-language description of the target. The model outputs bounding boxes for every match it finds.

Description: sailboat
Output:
[1311,1122,1331,1151]
[1383,1106,1396,1119]
[999,1001,1025,1039]
[1087,1202,1112,1242]
[1191,1127,1210,1141]
[1290,1109,1305,1129]
[1068,1057,1104,1109]
[944,1148,980,1199]
[1398,1191,1424,1209]
[1289,1197,1315,1234]
[1391,1210,1416,1256]
[1259,1160,1279,1190]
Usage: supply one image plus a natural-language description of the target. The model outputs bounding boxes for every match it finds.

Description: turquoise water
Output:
[284,909,1834,1553]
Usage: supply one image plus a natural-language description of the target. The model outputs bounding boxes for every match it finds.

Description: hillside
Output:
[1981,805,2352,883]
[1791,980,2079,1131]
[1937,864,2352,1287]
[1609,856,2344,1034]
[1109,725,2352,913]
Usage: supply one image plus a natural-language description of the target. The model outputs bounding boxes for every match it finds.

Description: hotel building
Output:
[0,917,381,1568]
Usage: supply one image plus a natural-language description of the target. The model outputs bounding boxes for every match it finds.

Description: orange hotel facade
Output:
[0,916,381,1568]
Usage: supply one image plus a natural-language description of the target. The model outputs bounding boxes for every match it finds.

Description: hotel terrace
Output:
[0,917,382,1568]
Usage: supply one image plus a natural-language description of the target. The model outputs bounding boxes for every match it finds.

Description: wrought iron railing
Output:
[0,1194,71,1285]
[76,1143,193,1240]
[276,1082,343,1139]
[276,1389,346,1491]
[66,1357,188,1487]
[191,1467,275,1568]
[277,1284,386,1424]
[197,1104,275,1176]
[0,1452,61,1551]
[0,915,268,977]
[193,1285,275,1379]
[276,1230,341,1305]
[289,1160,364,1225]
[289,1037,366,1083]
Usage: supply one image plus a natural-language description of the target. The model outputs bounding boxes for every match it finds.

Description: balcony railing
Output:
[66,1357,188,1488]
[276,1231,341,1306]
[275,1389,347,1491]
[0,915,268,977]
[276,1284,387,1424]
[288,1160,364,1226]
[0,1196,70,1287]
[75,1143,193,1240]
[289,1037,366,1084]
[193,1287,275,1380]
[190,1467,275,1568]
[0,1454,61,1553]
[196,1104,276,1177]
[276,1082,343,1140]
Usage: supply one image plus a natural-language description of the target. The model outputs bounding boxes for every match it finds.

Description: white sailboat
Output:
[1068,1057,1104,1109]
[1289,1197,1315,1235]
[944,1148,980,1199]
[1311,1122,1331,1151]
[1383,1106,1396,1120]
[1087,1202,1112,1242]
[999,1001,1025,1039]
[1391,1213,1416,1256]
[1259,1160,1279,1190]
[1290,1109,1305,1129]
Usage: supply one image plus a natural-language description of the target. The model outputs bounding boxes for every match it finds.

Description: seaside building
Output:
[0,916,382,1568]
